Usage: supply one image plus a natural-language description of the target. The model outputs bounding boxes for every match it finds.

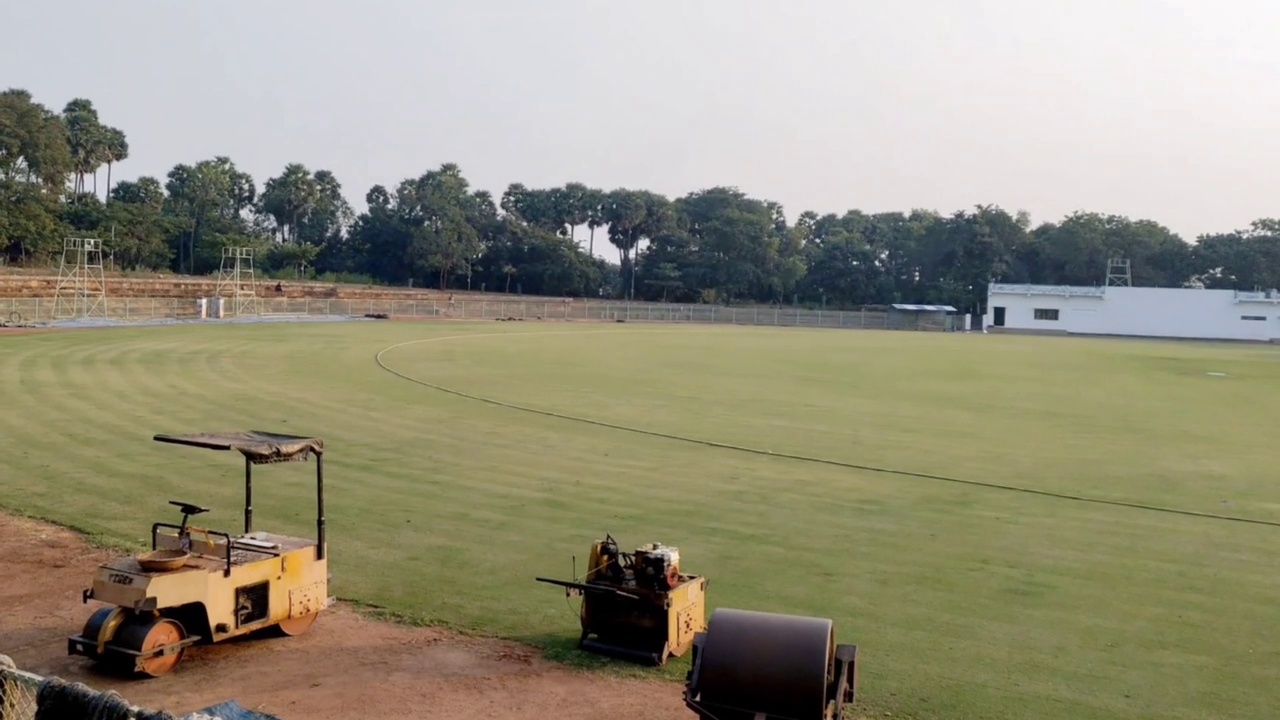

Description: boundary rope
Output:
[374,329,1280,529]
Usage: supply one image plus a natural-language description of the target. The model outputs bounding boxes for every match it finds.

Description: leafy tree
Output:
[0,90,73,264]
[346,184,413,283]
[111,177,165,208]
[301,170,354,246]
[795,212,880,307]
[604,189,671,299]
[666,186,781,303]
[7,87,1278,309]
[1025,212,1192,289]
[399,163,486,290]
[104,186,175,270]
[0,180,64,264]
[164,156,257,274]
[0,89,74,188]
[1191,221,1280,291]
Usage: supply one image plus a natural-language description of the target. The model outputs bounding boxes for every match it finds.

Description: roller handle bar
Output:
[534,577,641,601]
[833,643,859,708]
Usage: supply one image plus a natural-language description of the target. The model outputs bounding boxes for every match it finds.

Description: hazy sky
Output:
[4,0,1278,255]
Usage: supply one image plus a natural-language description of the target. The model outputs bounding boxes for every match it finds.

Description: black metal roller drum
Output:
[76,607,120,660]
[691,607,835,719]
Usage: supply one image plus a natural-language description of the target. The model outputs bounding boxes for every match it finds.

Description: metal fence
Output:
[0,660,38,720]
[0,655,269,720]
[3,297,961,332]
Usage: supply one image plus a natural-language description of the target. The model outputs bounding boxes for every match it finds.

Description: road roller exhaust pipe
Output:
[683,608,859,720]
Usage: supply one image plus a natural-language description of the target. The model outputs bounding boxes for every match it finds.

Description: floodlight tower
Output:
[1106,258,1132,287]
[52,237,108,320]
[215,247,261,316]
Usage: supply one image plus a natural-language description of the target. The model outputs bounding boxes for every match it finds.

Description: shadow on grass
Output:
[509,632,691,681]
[339,598,692,683]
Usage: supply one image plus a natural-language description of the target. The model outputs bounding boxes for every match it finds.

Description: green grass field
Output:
[2,321,1278,720]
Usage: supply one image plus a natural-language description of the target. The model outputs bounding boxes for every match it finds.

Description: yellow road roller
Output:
[535,533,708,665]
[683,608,859,720]
[66,431,330,677]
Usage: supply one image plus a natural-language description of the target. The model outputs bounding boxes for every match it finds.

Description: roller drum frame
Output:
[67,608,201,677]
[684,608,858,720]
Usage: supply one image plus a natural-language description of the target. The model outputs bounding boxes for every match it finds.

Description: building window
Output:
[1034,308,1060,321]
[1241,315,1266,321]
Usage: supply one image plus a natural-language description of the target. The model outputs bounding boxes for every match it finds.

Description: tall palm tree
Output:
[61,98,104,198]
[260,163,319,243]
[101,127,128,202]
[558,182,590,244]
[583,188,606,256]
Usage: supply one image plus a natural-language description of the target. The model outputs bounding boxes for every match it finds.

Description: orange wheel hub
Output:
[111,615,187,677]
[137,618,186,677]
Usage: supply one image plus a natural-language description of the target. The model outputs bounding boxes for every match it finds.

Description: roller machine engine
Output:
[535,533,708,666]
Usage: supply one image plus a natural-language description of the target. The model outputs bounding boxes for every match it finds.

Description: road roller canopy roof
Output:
[153,431,324,464]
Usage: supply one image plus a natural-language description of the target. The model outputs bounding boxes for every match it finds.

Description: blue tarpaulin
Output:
[185,701,280,720]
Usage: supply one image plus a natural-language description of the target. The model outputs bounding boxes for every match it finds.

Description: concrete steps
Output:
[0,274,575,304]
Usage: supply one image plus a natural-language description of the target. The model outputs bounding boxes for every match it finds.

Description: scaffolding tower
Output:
[1106,258,1132,287]
[215,247,261,316]
[52,237,108,319]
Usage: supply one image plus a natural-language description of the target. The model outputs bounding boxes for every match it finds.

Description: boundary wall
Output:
[4,297,960,332]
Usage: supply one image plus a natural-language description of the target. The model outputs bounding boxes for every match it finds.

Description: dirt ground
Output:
[0,513,692,720]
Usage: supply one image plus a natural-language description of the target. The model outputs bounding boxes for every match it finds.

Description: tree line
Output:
[3,88,1278,311]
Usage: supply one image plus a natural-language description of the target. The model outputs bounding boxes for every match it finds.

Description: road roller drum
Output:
[684,608,859,720]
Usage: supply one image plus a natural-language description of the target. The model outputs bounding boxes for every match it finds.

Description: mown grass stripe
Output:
[2,323,1278,720]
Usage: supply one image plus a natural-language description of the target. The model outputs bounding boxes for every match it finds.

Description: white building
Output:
[983,283,1280,342]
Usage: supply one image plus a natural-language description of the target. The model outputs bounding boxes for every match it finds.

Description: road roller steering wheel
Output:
[168,500,210,526]
[168,500,210,552]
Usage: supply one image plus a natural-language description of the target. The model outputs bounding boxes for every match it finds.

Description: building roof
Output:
[890,304,958,313]
[989,283,1106,298]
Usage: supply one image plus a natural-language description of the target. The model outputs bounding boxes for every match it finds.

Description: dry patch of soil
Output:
[0,513,690,720]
